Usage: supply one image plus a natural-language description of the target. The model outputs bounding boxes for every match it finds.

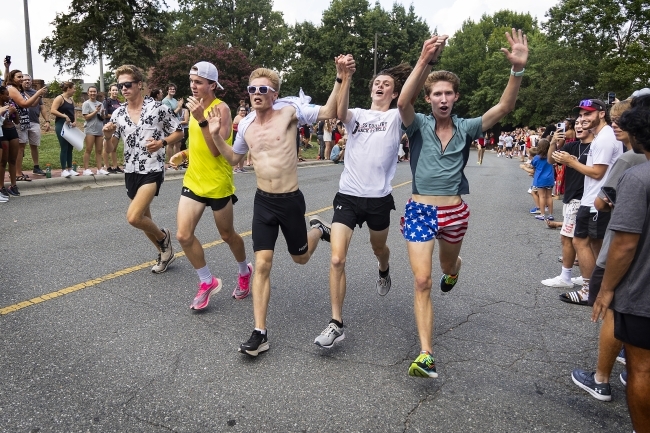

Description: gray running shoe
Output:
[309,214,331,243]
[377,273,391,296]
[571,369,611,401]
[314,321,345,348]
[152,228,175,273]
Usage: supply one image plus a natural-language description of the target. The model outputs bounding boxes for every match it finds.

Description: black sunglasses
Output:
[247,85,276,94]
[117,81,139,90]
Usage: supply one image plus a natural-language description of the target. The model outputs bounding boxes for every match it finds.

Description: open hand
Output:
[207,105,222,136]
[501,28,528,70]
[187,96,206,121]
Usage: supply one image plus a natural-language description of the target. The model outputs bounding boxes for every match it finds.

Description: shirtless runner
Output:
[206,56,355,356]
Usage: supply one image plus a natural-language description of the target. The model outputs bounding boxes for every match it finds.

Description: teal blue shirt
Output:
[402,113,483,196]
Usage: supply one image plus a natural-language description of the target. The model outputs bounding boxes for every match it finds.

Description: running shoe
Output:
[7,185,20,196]
[535,214,546,220]
[233,263,253,299]
[0,194,7,202]
[106,167,116,174]
[440,257,461,293]
[571,276,584,286]
[541,275,573,288]
[69,170,79,176]
[559,288,589,306]
[377,271,391,296]
[547,215,555,221]
[620,370,627,386]
[33,167,46,175]
[239,329,269,357]
[152,228,175,273]
[0,187,9,198]
[190,276,223,310]
[98,168,110,175]
[309,214,331,243]
[83,169,94,176]
[314,321,345,348]
[408,352,438,378]
[616,348,626,365]
[115,166,124,173]
[529,207,540,214]
[571,369,611,401]
[61,170,71,178]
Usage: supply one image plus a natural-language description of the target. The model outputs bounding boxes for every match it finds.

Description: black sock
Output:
[330,318,343,328]
[379,265,390,278]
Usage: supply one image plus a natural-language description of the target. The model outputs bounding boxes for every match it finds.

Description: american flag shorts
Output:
[400,199,470,244]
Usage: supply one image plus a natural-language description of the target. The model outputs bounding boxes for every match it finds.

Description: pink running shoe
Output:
[190,276,222,310]
[233,263,253,299]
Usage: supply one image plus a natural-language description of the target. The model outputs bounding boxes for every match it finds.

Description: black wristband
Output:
[198,119,209,128]
[428,59,438,66]
[335,77,343,83]
[162,139,168,146]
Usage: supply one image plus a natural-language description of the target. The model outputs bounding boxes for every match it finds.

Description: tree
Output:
[544,0,650,97]
[282,0,431,110]
[148,43,254,112]
[168,0,289,71]
[39,0,169,87]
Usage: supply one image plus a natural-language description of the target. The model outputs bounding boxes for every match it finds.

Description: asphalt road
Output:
[0,152,631,432]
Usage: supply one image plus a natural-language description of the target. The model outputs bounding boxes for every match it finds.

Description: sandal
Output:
[559,289,589,306]
[16,174,32,182]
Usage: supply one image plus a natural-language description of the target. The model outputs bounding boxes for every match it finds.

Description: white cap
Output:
[189,61,224,89]
[631,88,650,99]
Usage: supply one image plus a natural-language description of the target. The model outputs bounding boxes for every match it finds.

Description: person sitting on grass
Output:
[329,138,345,164]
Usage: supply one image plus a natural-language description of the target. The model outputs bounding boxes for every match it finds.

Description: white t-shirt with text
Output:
[581,125,623,207]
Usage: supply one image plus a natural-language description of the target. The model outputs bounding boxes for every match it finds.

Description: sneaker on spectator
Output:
[541,275,573,288]
[115,166,124,173]
[529,207,540,214]
[620,370,627,386]
[83,169,94,176]
[152,228,175,273]
[190,276,222,310]
[616,348,626,365]
[239,329,269,356]
[0,194,7,202]
[546,215,555,221]
[33,167,46,175]
[61,169,71,178]
[309,215,331,242]
[535,214,546,220]
[314,321,345,348]
[7,185,20,196]
[571,369,612,401]
[0,187,9,198]
[233,263,253,299]
[408,352,438,378]
[69,170,79,176]
[571,276,584,286]
[98,168,110,175]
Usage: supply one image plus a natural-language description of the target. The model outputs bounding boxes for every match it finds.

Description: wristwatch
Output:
[162,139,168,147]
[510,67,525,77]
[198,119,209,128]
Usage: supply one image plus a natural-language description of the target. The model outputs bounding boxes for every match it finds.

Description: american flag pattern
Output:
[401,199,470,244]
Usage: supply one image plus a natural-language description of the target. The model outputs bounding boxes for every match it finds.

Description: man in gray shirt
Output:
[17,74,49,176]
[592,96,650,432]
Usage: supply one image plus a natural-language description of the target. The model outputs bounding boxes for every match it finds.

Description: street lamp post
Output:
[23,0,33,77]
[374,32,378,76]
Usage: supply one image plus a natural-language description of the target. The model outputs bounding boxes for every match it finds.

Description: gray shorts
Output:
[17,122,42,146]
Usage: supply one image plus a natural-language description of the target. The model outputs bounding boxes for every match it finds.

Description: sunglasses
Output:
[247,85,276,94]
[117,81,139,90]
[578,99,602,109]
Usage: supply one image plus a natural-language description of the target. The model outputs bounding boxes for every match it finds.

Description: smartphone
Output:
[607,92,616,105]
[601,186,617,204]
[556,122,565,132]
[4,55,10,64]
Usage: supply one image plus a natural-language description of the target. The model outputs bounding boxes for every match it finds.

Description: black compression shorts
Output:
[252,189,308,255]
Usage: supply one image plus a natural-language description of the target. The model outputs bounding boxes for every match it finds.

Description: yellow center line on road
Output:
[0,181,412,316]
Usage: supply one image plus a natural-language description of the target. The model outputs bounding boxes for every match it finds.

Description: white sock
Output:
[255,328,266,335]
[561,267,572,283]
[196,265,212,285]
[238,260,250,275]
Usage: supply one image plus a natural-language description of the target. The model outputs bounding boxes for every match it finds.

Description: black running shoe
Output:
[115,166,124,173]
[33,167,46,175]
[239,330,269,357]
[309,214,331,242]
[7,185,20,197]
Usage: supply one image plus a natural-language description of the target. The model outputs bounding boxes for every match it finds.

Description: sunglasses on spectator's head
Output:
[247,85,276,94]
[578,100,595,108]
[117,81,138,90]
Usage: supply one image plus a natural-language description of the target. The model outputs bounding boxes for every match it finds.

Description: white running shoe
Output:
[541,275,573,288]
[61,169,71,178]
[83,169,94,176]
[69,170,79,176]
[98,168,110,175]
[571,276,584,286]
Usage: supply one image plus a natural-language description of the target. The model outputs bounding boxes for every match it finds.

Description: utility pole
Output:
[374,32,378,76]
[23,0,33,77]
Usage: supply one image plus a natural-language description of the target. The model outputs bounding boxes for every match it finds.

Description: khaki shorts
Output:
[17,122,42,146]
[560,199,581,237]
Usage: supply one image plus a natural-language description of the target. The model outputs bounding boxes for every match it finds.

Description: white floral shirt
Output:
[109,96,180,174]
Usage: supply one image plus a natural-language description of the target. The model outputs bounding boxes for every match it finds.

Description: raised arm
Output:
[481,28,528,131]
[207,105,244,166]
[8,85,47,108]
[318,55,355,121]
[397,35,447,128]
[336,54,356,124]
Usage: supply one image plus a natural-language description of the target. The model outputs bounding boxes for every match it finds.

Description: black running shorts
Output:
[614,311,650,350]
[332,192,395,231]
[124,171,164,200]
[574,206,610,239]
[252,189,308,255]
[181,186,238,211]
